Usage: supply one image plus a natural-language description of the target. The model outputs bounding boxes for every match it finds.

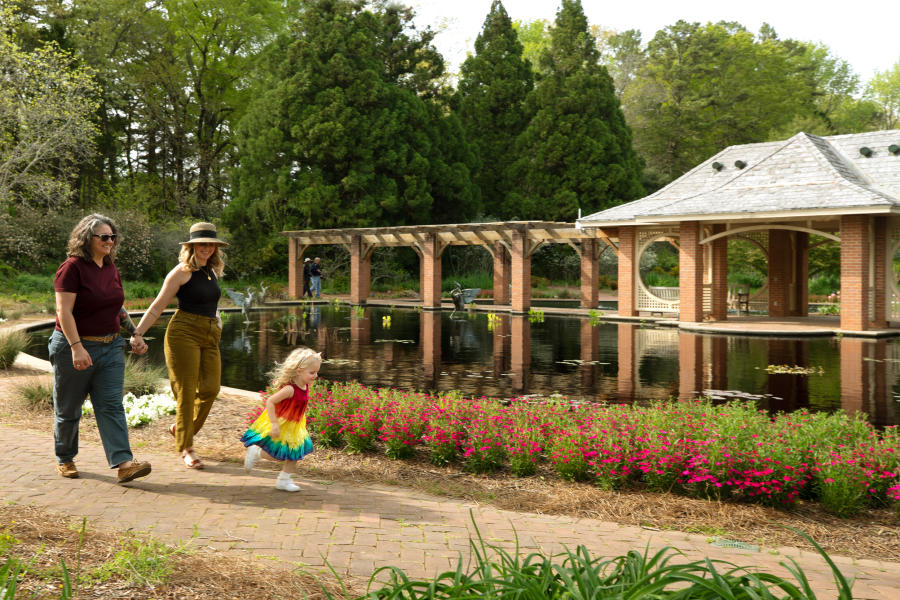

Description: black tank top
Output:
[176,267,221,318]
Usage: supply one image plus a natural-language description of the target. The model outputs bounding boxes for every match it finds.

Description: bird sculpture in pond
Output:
[257,282,269,304]
[225,287,257,322]
[450,281,480,313]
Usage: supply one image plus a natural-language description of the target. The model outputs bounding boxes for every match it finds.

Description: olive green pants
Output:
[164,310,221,452]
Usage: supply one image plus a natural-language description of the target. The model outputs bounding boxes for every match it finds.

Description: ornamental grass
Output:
[302,380,900,518]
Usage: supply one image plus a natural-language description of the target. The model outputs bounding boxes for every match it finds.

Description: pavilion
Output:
[576,129,900,332]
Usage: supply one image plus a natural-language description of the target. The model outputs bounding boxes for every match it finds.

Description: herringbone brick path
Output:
[2,424,900,598]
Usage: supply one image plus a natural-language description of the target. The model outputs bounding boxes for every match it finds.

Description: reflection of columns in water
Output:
[840,337,889,425]
[678,332,704,400]
[767,339,808,412]
[350,307,370,367]
[257,310,270,366]
[580,320,599,388]
[492,314,510,379]
[421,310,441,389]
[710,336,728,390]
[509,315,530,394]
[616,323,636,400]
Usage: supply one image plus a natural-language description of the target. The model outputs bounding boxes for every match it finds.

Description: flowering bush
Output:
[303,380,900,516]
[84,387,176,427]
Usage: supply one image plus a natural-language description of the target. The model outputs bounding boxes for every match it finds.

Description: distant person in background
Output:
[130,222,228,470]
[302,257,312,298]
[50,213,151,484]
[310,257,322,298]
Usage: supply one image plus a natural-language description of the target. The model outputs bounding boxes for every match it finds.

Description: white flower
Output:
[82,388,177,427]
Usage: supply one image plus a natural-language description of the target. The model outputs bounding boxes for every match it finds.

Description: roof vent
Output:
[734,160,747,169]
[889,144,900,155]
[711,161,724,171]
[859,146,873,157]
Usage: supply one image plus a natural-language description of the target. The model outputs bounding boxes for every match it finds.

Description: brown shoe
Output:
[117,460,151,484]
[57,462,79,479]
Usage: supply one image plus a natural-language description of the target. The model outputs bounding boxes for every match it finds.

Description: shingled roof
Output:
[577,130,900,227]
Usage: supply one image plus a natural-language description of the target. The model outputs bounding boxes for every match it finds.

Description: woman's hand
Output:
[129,334,148,355]
[72,345,92,370]
[269,423,281,440]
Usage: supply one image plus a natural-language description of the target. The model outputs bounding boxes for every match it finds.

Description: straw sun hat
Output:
[181,222,229,246]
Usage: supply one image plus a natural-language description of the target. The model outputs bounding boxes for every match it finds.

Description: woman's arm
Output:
[56,291,92,370]
[131,265,190,339]
[265,385,293,439]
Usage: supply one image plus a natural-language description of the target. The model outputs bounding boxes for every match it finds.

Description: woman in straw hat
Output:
[131,222,228,469]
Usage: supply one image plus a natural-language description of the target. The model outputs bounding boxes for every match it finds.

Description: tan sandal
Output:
[168,423,176,437]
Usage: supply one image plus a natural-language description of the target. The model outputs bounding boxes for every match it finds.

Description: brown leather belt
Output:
[81,333,118,343]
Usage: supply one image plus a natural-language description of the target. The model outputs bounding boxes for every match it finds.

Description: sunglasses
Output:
[92,233,118,242]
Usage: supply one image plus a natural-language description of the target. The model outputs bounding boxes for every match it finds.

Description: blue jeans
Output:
[49,330,132,468]
[310,275,321,298]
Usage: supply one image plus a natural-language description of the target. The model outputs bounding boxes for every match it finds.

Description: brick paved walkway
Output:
[2,425,899,598]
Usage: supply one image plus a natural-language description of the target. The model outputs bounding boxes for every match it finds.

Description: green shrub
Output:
[123,355,167,396]
[0,329,29,369]
[809,273,841,296]
[16,378,53,410]
[124,280,161,299]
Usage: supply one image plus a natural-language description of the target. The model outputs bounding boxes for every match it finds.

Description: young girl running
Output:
[241,347,319,491]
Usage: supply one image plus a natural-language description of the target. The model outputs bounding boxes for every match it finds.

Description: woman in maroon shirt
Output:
[51,214,151,484]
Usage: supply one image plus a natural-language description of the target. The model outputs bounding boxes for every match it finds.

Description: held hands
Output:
[129,334,148,355]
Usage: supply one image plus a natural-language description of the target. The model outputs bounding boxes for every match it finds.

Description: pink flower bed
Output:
[300,380,900,516]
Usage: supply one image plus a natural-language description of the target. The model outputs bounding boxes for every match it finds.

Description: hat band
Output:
[189,229,217,240]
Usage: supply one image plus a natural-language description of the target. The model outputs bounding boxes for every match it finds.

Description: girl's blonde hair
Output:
[178,243,225,277]
[270,347,322,388]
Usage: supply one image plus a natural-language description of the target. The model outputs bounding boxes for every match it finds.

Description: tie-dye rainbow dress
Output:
[241,383,314,461]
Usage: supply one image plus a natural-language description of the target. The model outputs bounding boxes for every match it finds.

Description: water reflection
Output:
[25,305,900,425]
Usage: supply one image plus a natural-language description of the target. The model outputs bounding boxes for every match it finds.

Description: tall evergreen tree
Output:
[455,0,532,218]
[508,0,643,221]
[225,0,476,272]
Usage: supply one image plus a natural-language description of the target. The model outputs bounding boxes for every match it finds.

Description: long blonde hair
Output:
[270,347,322,389]
[178,243,225,276]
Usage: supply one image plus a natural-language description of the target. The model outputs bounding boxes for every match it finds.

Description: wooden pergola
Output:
[283,221,610,312]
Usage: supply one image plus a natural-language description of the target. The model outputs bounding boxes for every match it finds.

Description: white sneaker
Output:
[275,473,300,492]
[244,445,261,472]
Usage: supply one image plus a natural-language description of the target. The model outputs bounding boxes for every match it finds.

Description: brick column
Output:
[420,233,443,310]
[841,215,870,331]
[349,235,371,305]
[795,232,809,317]
[873,216,887,328]
[678,332,703,400]
[840,337,868,416]
[492,242,510,305]
[768,230,791,317]
[288,238,302,299]
[580,239,600,309]
[510,230,531,314]
[617,227,637,317]
[679,221,704,322]
[616,323,635,400]
[710,224,728,320]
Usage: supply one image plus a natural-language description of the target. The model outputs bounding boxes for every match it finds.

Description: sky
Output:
[410,0,899,84]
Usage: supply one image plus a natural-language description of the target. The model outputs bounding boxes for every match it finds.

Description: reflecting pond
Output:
[27,304,900,426]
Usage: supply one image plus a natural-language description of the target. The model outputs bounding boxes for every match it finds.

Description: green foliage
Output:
[16,377,53,410]
[512,18,550,74]
[866,58,900,129]
[809,273,840,297]
[123,355,166,396]
[508,0,644,221]
[87,535,187,586]
[456,1,532,218]
[0,328,28,369]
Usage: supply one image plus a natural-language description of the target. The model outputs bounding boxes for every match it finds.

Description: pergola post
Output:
[288,238,302,299]
[492,241,510,305]
[679,221,704,323]
[421,233,443,309]
[580,238,599,309]
[768,230,791,317]
[710,224,728,320]
[350,234,372,305]
[795,232,809,317]
[841,215,870,330]
[510,229,531,313]
[617,227,636,317]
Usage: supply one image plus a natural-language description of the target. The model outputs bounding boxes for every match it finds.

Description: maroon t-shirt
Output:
[54,256,125,336]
